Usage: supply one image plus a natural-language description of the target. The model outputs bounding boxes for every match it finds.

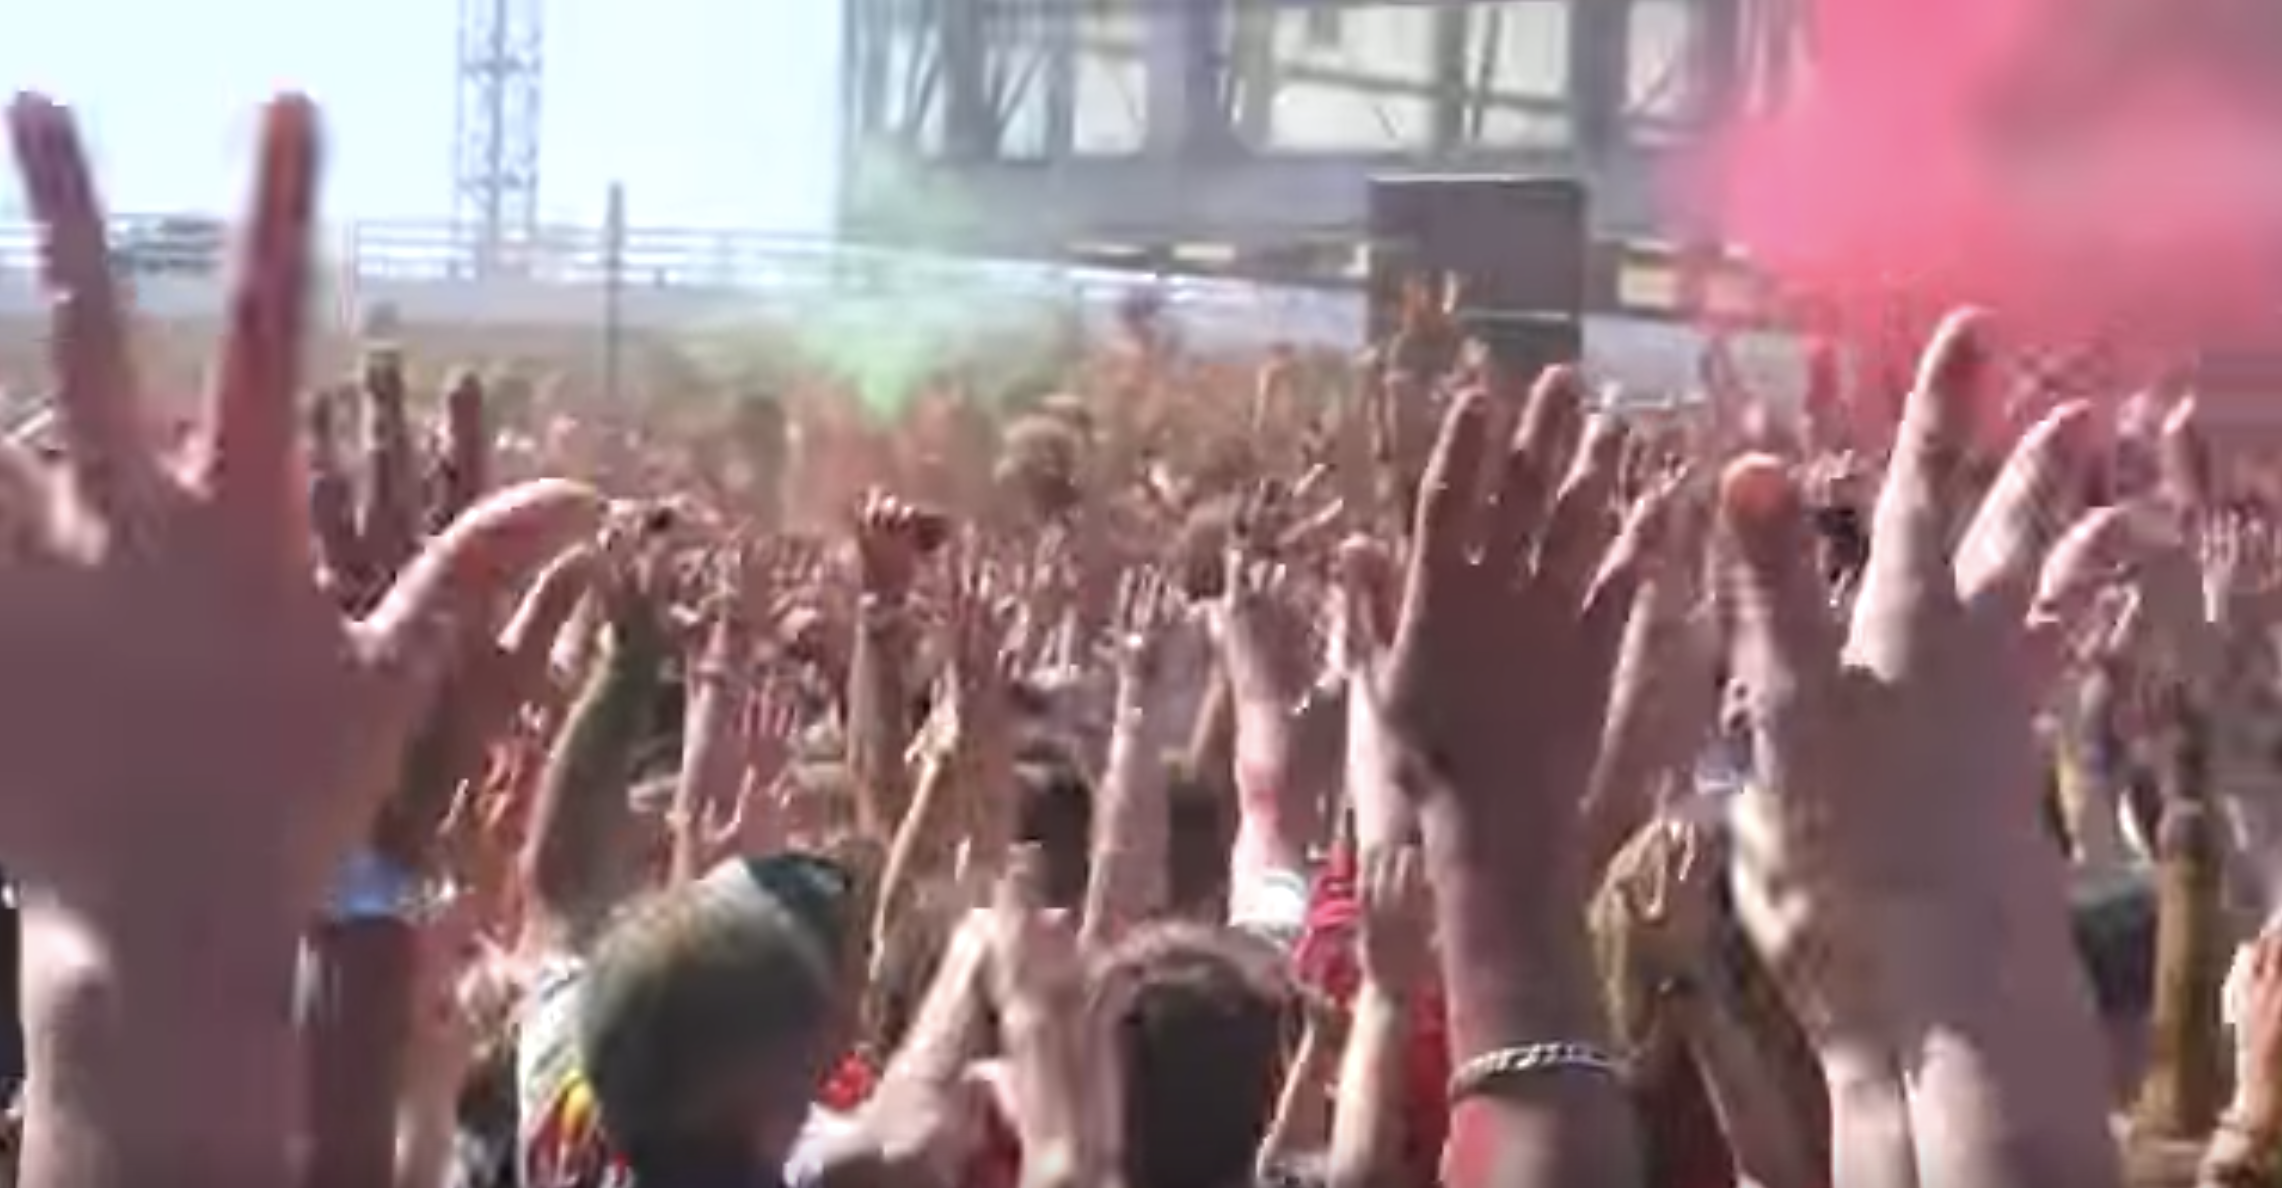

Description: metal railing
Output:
[0,213,1338,311]
[0,212,1781,348]
[0,213,1109,292]
[0,213,1369,346]
[0,213,1803,402]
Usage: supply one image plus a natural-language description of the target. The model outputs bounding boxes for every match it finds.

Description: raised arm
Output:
[1327,845,1433,1188]
[668,552,756,886]
[1081,569,1182,950]
[846,493,930,839]
[0,93,598,1188]
[1724,312,2128,1188]
[519,543,665,950]
[1381,371,1655,1188]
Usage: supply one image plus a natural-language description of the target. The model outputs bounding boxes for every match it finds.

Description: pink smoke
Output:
[1701,0,2282,363]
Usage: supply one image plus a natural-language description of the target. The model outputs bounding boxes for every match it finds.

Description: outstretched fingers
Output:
[1334,534,1400,671]
[8,94,156,524]
[2022,507,2141,690]
[364,480,605,687]
[204,96,322,569]
[2160,396,2211,517]
[1853,308,1992,675]
[1579,473,1676,670]
[1482,366,1585,574]
[1539,411,1628,602]
[497,544,601,690]
[1955,401,2095,625]
[437,370,491,526]
[1401,389,1493,622]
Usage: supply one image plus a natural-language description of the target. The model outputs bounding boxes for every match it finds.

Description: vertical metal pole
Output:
[1568,0,1633,163]
[1044,0,1076,155]
[603,183,627,406]
[1429,3,1469,151]
[942,0,989,158]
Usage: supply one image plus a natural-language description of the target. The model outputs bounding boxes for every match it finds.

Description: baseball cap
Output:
[575,852,857,1156]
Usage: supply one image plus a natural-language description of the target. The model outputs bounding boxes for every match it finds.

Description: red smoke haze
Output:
[1705,0,2282,364]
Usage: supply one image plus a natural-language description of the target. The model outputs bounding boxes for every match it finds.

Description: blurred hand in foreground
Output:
[0,95,602,916]
[1722,310,2126,1188]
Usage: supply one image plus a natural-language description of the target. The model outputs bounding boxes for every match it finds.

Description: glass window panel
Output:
[1463,1,1573,148]
[1073,10,1147,155]
[1471,1,1570,100]
[1627,0,1698,126]
[888,25,945,152]
[1266,3,1438,151]
[984,7,1053,157]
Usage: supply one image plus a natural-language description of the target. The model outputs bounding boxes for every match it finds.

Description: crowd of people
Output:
[2,91,2282,1188]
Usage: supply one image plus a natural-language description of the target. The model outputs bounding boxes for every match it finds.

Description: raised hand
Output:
[0,95,600,910]
[374,542,598,872]
[310,354,500,615]
[1081,566,1185,948]
[360,344,425,596]
[1584,473,1715,870]
[1383,367,1657,925]
[1213,544,1334,849]
[986,849,1121,1187]
[431,368,490,530]
[1371,366,1661,1188]
[306,385,364,599]
[1356,844,1434,999]
[2,94,600,1188]
[1108,565,1187,743]
[1721,310,2124,1188]
[2199,507,2282,636]
[855,489,943,601]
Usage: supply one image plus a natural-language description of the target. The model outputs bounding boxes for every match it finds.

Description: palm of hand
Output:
[0,509,398,902]
[0,97,598,916]
[1724,312,2122,1055]
[1382,370,1657,860]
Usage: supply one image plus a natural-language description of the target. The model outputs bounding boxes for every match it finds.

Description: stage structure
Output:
[839,0,1812,317]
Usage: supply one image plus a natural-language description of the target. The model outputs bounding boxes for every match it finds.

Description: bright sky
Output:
[0,0,843,233]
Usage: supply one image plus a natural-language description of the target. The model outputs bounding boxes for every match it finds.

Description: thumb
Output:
[365,479,603,653]
[349,601,461,819]
[359,479,601,772]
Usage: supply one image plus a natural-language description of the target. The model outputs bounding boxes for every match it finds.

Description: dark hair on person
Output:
[866,891,960,1058]
[1166,767,1232,919]
[1014,752,1093,910]
[1810,501,1869,588]
[1095,923,1300,1188]
[453,1031,521,1188]
[2072,877,2156,1022]
[578,860,847,1163]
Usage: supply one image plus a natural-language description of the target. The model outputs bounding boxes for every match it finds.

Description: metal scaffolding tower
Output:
[453,0,545,277]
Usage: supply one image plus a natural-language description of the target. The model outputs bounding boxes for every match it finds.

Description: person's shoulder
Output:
[516,954,593,1139]
[518,954,589,1050]
[526,953,588,1002]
